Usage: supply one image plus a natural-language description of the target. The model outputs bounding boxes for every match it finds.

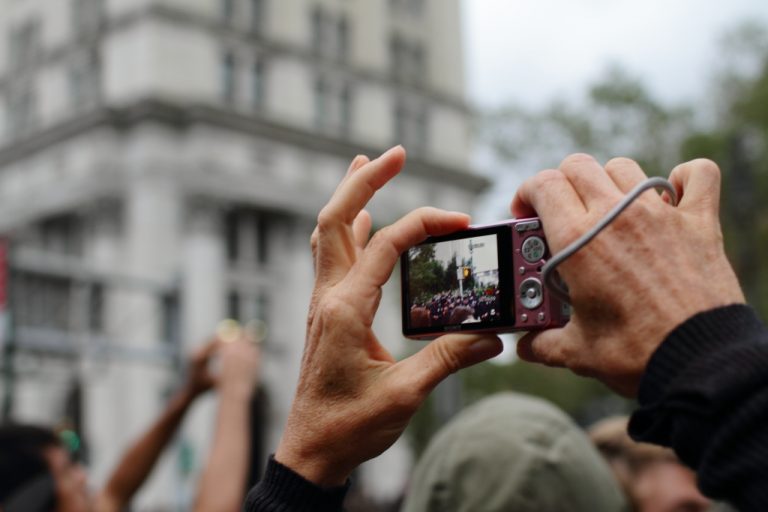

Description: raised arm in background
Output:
[193,338,260,512]
[95,339,221,512]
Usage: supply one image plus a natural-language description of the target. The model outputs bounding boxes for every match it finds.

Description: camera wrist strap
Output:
[541,176,678,305]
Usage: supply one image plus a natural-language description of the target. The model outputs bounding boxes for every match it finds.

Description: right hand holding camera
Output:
[511,155,745,396]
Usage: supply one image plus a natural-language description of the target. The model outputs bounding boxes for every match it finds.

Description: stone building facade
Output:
[0,0,487,508]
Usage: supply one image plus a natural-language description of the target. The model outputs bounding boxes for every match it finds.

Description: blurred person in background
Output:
[589,416,714,512]
[401,392,628,512]
[0,334,260,512]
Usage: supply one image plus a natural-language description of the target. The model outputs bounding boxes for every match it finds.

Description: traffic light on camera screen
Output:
[462,266,471,279]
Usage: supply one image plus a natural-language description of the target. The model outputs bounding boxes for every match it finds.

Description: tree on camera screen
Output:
[407,234,501,328]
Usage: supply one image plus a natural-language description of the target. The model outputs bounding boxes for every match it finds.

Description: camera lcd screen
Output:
[403,228,510,336]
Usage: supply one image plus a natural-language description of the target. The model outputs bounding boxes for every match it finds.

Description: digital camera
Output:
[401,218,570,339]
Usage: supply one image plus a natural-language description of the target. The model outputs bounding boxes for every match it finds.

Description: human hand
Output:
[274,146,503,486]
[511,155,745,396]
[216,337,261,399]
[182,338,220,399]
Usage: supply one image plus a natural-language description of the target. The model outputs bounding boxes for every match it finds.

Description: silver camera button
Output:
[519,278,544,309]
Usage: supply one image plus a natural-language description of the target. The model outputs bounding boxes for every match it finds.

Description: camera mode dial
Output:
[521,236,546,263]
[519,278,544,310]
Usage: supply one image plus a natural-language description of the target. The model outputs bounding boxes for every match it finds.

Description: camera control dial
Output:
[519,278,544,309]
[521,236,546,263]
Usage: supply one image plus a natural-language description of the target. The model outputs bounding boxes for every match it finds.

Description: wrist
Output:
[219,380,255,401]
[275,438,350,487]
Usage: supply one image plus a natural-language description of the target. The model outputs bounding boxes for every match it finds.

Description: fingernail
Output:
[379,145,403,159]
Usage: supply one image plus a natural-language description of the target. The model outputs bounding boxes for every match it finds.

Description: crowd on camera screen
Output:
[410,288,500,328]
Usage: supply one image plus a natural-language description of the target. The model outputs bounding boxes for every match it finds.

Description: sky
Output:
[460,1,768,360]
[462,0,768,110]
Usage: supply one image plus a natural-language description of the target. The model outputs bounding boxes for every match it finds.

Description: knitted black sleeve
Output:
[243,456,349,512]
[629,304,768,511]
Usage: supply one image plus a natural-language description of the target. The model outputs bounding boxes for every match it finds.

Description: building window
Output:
[221,51,237,104]
[69,50,101,111]
[71,0,103,36]
[394,99,428,153]
[390,0,425,17]
[226,209,273,265]
[228,290,241,321]
[255,215,269,265]
[88,283,104,333]
[6,85,38,138]
[8,19,41,70]
[314,77,327,129]
[314,76,353,135]
[254,291,269,321]
[160,291,180,345]
[222,0,236,23]
[39,215,85,256]
[251,0,266,34]
[337,17,349,62]
[225,210,240,262]
[12,272,73,331]
[390,34,426,85]
[252,58,265,110]
[310,7,349,62]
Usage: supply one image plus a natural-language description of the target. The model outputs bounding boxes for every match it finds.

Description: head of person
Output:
[0,424,90,512]
[402,392,629,512]
[589,417,711,512]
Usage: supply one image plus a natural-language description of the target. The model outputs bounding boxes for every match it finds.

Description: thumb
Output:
[668,159,721,218]
[396,334,503,396]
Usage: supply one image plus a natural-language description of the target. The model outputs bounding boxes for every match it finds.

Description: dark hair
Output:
[0,424,60,503]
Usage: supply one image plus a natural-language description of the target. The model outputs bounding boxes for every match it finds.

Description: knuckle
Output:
[316,207,335,231]
[533,168,565,188]
[604,156,637,173]
[560,152,597,169]
[691,158,721,180]
[431,340,462,375]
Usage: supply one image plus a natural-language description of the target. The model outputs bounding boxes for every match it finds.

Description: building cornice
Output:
[0,98,491,193]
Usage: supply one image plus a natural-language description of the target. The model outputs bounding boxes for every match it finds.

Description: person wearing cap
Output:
[402,392,629,512]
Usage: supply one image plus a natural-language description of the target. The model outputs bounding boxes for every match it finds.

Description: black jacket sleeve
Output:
[243,456,349,512]
[629,304,768,511]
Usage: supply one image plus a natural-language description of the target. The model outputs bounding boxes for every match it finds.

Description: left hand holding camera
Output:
[274,146,503,486]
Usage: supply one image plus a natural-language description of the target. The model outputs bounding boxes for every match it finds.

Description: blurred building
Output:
[0,0,486,508]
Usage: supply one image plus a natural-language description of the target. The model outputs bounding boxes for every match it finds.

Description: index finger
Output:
[511,168,586,220]
[316,146,405,230]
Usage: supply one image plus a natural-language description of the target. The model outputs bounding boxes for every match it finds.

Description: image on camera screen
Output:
[406,234,501,329]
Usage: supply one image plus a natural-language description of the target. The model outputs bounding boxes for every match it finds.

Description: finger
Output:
[311,155,372,264]
[346,154,370,177]
[558,153,622,210]
[393,334,503,397]
[317,146,405,229]
[516,327,577,368]
[352,210,372,250]
[668,159,721,217]
[315,146,405,285]
[604,157,650,195]
[343,207,470,302]
[511,168,586,221]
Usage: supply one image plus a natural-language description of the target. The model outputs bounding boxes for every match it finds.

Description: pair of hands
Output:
[275,147,744,486]
[182,335,261,401]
